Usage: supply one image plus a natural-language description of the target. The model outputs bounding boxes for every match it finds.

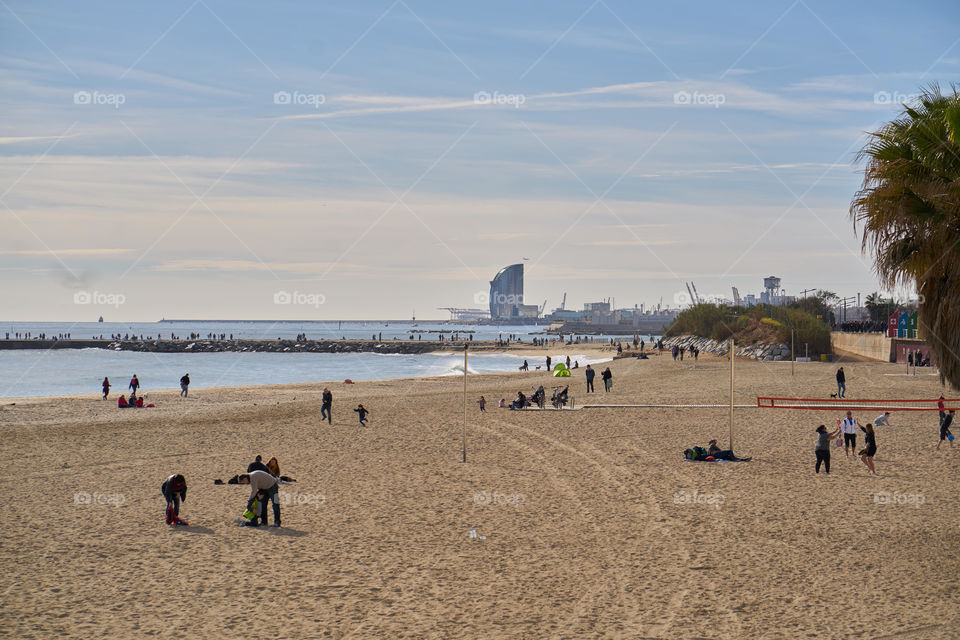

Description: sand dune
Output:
[1,352,957,638]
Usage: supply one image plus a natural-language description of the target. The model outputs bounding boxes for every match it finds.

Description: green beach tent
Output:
[552,363,571,377]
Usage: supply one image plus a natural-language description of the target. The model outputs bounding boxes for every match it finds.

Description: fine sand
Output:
[1,352,958,639]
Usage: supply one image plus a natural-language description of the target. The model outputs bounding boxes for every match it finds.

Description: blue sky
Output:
[2,0,958,320]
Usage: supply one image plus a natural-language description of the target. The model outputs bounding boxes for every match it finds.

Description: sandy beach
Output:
[1,352,957,639]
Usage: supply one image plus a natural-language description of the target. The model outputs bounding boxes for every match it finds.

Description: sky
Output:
[1,0,958,321]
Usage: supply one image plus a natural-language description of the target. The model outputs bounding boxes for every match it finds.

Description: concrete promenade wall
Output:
[830,332,893,362]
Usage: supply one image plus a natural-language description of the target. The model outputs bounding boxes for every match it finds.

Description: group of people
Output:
[584,364,613,393]
[102,373,192,404]
[161,454,289,528]
[670,345,699,361]
[815,410,880,475]
[813,403,956,476]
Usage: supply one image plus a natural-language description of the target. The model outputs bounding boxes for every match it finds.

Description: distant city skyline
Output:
[2,1,957,320]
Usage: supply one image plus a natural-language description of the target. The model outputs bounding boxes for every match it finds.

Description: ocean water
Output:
[0,349,611,398]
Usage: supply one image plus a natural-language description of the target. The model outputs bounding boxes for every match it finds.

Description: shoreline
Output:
[0,343,618,401]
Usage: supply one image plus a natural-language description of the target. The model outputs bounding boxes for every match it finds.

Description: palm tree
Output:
[851,83,960,389]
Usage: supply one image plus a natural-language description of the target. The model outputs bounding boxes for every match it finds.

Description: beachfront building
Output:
[488,264,539,319]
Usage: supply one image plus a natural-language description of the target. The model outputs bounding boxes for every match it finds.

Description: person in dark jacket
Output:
[247,455,269,473]
[179,373,190,397]
[859,423,878,475]
[321,388,333,424]
[836,367,846,398]
[161,474,187,525]
[585,365,596,393]
[601,367,613,392]
[102,377,111,399]
[354,404,370,426]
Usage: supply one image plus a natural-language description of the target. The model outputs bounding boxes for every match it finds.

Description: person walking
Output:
[859,423,878,475]
[815,424,841,474]
[129,374,140,395]
[836,367,846,398]
[477,396,486,412]
[546,356,551,371]
[937,409,955,450]
[102,377,111,400]
[585,364,595,393]
[840,411,858,458]
[321,388,333,424]
[601,367,613,393]
[937,394,946,429]
[179,373,190,397]
[354,404,370,427]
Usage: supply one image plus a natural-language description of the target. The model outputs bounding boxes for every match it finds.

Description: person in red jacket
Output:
[135,396,144,408]
[118,395,129,408]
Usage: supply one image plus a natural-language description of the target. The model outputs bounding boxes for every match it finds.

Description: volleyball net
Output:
[757,397,960,411]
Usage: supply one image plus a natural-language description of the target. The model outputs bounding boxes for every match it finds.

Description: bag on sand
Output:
[242,499,259,521]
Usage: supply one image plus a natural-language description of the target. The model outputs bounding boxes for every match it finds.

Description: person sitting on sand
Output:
[135,396,144,408]
[509,391,527,410]
[706,439,737,461]
[354,404,370,427]
[499,398,506,408]
[266,456,280,477]
[118,394,129,408]
[161,474,188,525]
[238,471,281,527]
[247,455,269,473]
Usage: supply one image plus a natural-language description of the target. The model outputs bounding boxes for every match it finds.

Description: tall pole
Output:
[462,344,468,463]
[729,338,735,452]
[791,328,795,376]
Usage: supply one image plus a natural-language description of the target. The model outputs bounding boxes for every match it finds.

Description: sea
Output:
[1,320,650,398]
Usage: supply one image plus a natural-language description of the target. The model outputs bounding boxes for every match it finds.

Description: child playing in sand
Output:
[354,404,370,426]
[477,396,486,412]
[161,474,188,525]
